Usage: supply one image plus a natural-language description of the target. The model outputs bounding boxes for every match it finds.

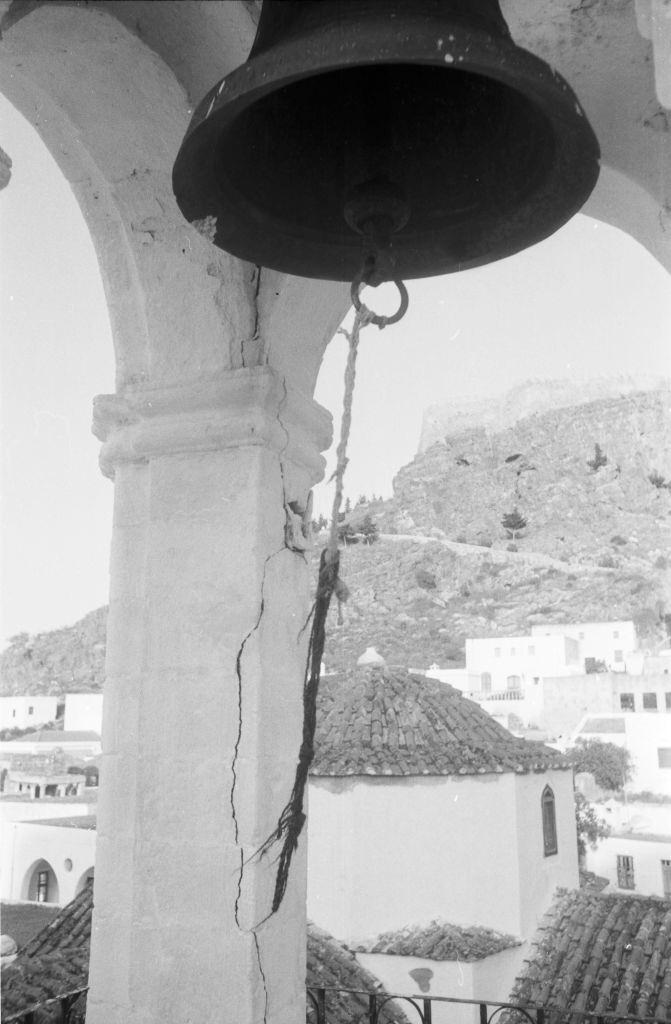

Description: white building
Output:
[582,800,671,898]
[0,696,59,731]
[465,634,581,694]
[0,815,96,905]
[63,693,104,734]
[307,665,578,1021]
[531,621,638,673]
[308,666,578,946]
[0,730,101,760]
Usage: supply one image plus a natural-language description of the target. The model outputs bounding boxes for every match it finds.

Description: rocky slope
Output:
[2,386,669,692]
[381,389,671,567]
[419,375,671,452]
[0,609,107,696]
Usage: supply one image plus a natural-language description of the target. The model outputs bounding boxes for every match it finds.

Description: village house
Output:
[1,815,96,905]
[0,696,60,732]
[308,660,578,1013]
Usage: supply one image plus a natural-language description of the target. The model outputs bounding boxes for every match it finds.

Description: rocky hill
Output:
[380,389,671,567]
[2,385,669,692]
[419,375,671,452]
[0,609,107,696]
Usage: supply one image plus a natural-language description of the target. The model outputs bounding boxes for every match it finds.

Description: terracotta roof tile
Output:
[2,890,408,1024]
[312,667,568,777]
[509,889,671,1022]
[355,920,520,962]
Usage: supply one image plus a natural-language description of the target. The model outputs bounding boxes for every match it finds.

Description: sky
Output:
[2,93,671,643]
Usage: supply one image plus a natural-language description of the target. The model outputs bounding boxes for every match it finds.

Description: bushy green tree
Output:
[358,515,379,544]
[567,738,633,791]
[575,791,610,858]
[501,508,527,540]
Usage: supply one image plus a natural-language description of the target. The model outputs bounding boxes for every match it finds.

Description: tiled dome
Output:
[312,666,568,777]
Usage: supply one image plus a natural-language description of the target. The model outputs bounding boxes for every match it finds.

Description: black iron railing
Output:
[4,986,669,1024]
[306,988,670,1024]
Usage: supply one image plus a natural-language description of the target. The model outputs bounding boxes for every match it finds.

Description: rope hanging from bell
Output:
[253,231,408,920]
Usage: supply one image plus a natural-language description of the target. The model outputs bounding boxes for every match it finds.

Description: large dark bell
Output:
[173,0,600,282]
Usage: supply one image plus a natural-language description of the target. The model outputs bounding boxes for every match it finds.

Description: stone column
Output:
[87,367,332,1024]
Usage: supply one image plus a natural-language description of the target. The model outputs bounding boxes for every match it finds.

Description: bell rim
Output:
[173,19,600,281]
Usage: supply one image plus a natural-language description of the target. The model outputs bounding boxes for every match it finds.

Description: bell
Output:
[172,0,600,283]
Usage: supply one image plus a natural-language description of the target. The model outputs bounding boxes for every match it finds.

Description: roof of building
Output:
[579,718,626,734]
[578,870,609,893]
[2,751,88,774]
[0,792,97,804]
[8,731,101,743]
[610,831,671,844]
[0,903,61,951]
[8,772,85,784]
[509,889,671,1022]
[311,667,569,777]
[2,888,407,1024]
[22,815,97,830]
[354,920,521,962]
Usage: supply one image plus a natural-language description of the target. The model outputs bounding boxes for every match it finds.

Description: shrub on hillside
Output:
[415,568,437,590]
[587,443,608,472]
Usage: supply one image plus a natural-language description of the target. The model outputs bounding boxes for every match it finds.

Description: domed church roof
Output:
[311,666,568,778]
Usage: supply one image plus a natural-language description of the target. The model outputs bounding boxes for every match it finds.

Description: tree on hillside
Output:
[587,443,608,472]
[567,738,633,791]
[358,515,379,544]
[501,508,527,540]
[574,791,610,859]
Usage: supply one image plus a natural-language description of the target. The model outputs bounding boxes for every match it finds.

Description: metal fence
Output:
[306,988,670,1024]
[5,986,668,1024]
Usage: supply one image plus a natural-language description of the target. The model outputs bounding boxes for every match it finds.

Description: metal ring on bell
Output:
[350,275,409,329]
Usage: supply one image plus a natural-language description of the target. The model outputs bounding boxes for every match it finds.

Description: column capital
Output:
[93,366,333,485]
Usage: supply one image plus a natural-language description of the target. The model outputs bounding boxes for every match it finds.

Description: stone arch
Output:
[0,3,348,400]
[75,866,95,896]
[21,858,60,903]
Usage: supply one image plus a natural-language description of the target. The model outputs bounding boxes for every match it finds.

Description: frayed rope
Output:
[252,306,375,918]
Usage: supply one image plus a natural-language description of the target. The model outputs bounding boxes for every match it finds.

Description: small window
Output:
[665,692,671,711]
[620,693,635,711]
[616,855,635,890]
[494,647,501,657]
[533,677,540,685]
[11,709,16,718]
[507,674,521,691]
[614,650,623,664]
[28,706,34,715]
[36,870,50,902]
[528,645,535,656]
[643,693,658,710]
[510,647,516,656]
[613,630,620,639]
[658,748,671,768]
[579,632,585,640]
[662,860,671,899]
[480,672,492,694]
[542,786,557,856]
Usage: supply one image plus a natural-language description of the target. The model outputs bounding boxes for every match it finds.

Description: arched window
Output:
[480,672,492,693]
[506,674,521,691]
[541,785,558,856]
